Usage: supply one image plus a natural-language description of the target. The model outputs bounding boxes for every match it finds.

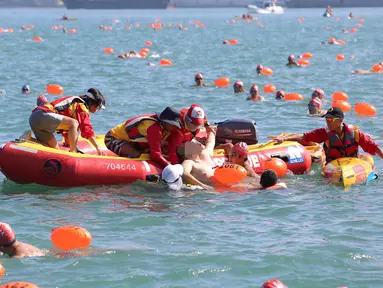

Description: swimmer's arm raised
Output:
[182,160,213,190]
[245,161,259,178]
[204,126,216,156]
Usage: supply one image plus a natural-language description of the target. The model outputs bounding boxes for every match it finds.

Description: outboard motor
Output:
[215,119,258,146]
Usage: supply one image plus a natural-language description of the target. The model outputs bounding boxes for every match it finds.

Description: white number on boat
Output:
[106,163,137,171]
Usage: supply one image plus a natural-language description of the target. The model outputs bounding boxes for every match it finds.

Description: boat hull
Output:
[0,135,313,187]
[247,5,284,14]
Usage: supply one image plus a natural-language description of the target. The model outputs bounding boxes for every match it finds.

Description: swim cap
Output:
[223,40,228,44]
[22,84,30,91]
[234,81,244,87]
[250,84,259,92]
[232,142,249,158]
[261,279,287,288]
[312,88,324,99]
[162,164,184,190]
[195,73,203,80]
[276,89,285,99]
[329,37,336,43]
[186,104,205,126]
[288,54,294,61]
[257,64,264,72]
[0,223,16,246]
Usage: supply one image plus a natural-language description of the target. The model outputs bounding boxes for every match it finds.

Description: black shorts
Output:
[104,131,145,156]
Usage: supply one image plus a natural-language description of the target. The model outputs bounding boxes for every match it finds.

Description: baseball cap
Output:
[321,107,344,118]
[162,164,184,190]
[0,222,16,246]
[186,105,205,126]
[156,107,182,128]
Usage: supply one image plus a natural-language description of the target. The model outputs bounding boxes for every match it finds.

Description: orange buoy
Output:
[214,164,247,185]
[298,17,305,22]
[46,84,64,95]
[301,52,313,59]
[0,283,39,288]
[332,100,351,112]
[350,28,357,33]
[141,48,150,54]
[298,59,310,66]
[139,51,148,58]
[214,77,230,87]
[103,47,114,54]
[261,67,273,76]
[372,64,383,72]
[0,264,4,278]
[263,84,276,93]
[332,91,348,101]
[263,158,288,178]
[229,39,238,45]
[33,36,43,42]
[51,226,92,251]
[145,41,152,46]
[336,54,345,61]
[69,29,77,33]
[354,103,376,116]
[159,59,172,66]
[284,93,303,101]
[337,40,345,45]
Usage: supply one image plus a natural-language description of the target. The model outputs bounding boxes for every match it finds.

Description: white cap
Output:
[162,164,184,190]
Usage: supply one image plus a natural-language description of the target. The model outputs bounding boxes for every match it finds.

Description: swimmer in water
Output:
[308,88,326,115]
[22,84,30,94]
[0,222,44,258]
[223,40,228,44]
[63,28,67,33]
[286,55,299,67]
[63,15,68,20]
[233,81,245,93]
[275,89,285,100]
[352,63,383,74]
[21,25,26,30]
[99,24,104,30]
[194,73,207,86]
[246,84,264,101]
[348,12,353,19]
[256,64,263,75]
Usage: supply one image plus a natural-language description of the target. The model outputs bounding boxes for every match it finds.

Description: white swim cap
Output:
[162,164,184,190]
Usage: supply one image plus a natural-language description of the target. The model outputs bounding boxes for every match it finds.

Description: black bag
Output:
[215,119,258,146]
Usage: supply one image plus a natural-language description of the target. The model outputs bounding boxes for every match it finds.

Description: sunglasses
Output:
[326,117,340,122]
[250,89,258,93]
[195,78,202,80]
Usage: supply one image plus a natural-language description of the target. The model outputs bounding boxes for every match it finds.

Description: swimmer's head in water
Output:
[275,89,285,100]
[195,73,203,85]
[233,81,244,93]
[256,64,263,74]
[329,37,336,44]
[0,222,16,248]
[288,54,295,63]
[312,88,324,99]
[261,279,287,288]
[260,169,278,188]
[22,84,30,94]
[250,84,259,96]
[230,142,249,165]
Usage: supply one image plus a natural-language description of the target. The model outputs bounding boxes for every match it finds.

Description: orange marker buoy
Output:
[332,91,348,101]
[33,36,43,42]
[139,51,147,58]
[284,93,303,101]
[354,103,376,116]
[298,59,310,66]
[337,40,345,45]
[51,226,92,251]
[0,265,4,278]
[263,84,276,93]
[214,164,247,185]
[263,158,288,178]
[103,47,114,54]
[214,77,230,87]
[0,283,39,288]
[159,59,172,66]
[141,48,150,54]
[229,39,238,45]
[332,100,351,112]
[145,41,152,46]
[350,28,357,33]
[298,17,305,22]
[301,52,313,59]
[261,67,273,76]
[336,54,345,61]
[69,29,77,33]
[372,64,383,72]
[46,84,64,95]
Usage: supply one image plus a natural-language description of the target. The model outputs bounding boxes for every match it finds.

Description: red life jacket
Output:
[324,123,359,162]
[51,96,85,114]
[124,114,167,143]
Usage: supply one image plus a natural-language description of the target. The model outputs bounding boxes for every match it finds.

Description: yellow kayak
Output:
[322,155,375,187]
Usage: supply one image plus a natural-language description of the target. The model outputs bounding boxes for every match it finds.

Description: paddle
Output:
[366,172,378,185]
